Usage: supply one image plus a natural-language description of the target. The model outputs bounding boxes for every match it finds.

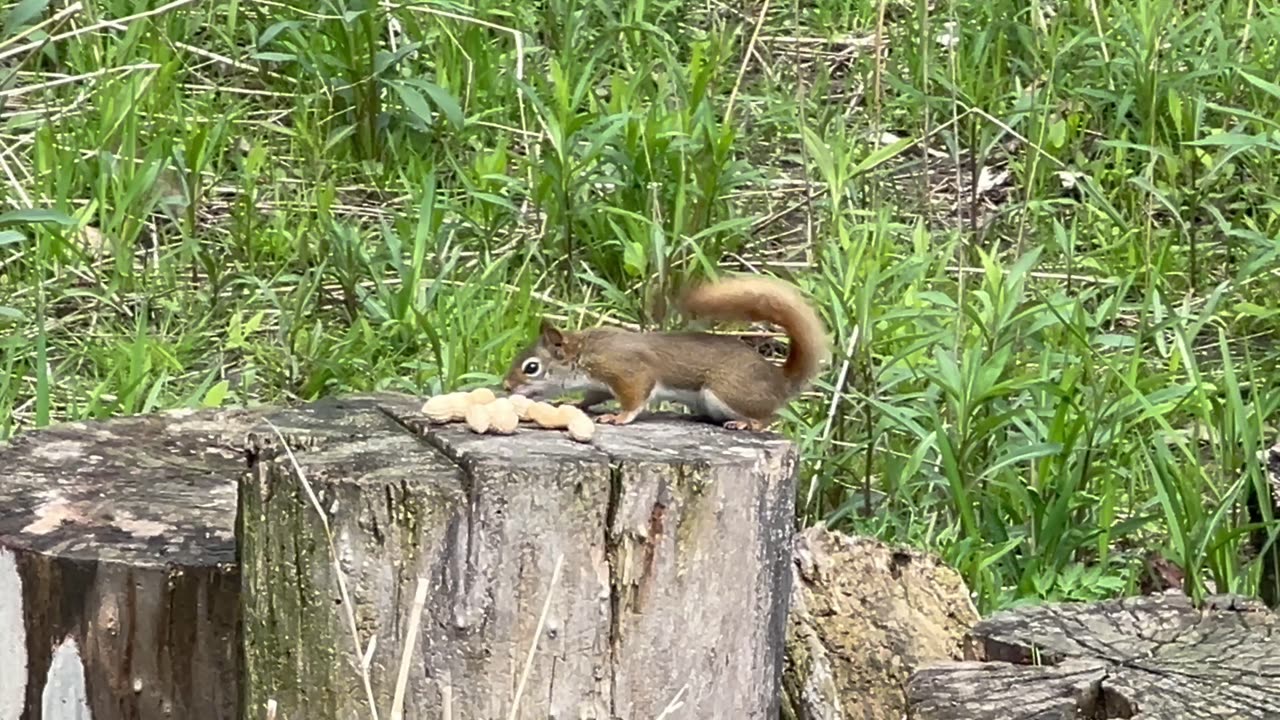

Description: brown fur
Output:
[502,276,829,429]
[678,276,829,392]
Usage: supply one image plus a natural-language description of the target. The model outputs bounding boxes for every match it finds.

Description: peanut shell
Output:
[508,394,534,418]
[487,398,520,434]
[556,405,589,424]
[423,392,468,423]
[468,387,497,405]
[527,401,562,427]
[566,414,595,442]
[464,404,491,434]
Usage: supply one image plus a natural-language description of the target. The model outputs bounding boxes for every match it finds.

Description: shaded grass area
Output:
[2,0,1280,613]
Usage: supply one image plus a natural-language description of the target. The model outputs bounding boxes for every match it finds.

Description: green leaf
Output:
[374,43,421,77]
[800,126,836,186]
[932,348,965,403]
[4,0,49,35]
[1239,70,1280,102]
[0,306,25,321]
[258,20,301,48]
[979,442,1063,481]
[0,229,25,245]
[251,52,296,63]
[1047,118,1067,149]
[242,309,266,335]
[1203,101,1280,131]
[398,78,464,129]
[1183,131,1272,148]
[622,240,647,277]
[389,81,436,127]
[34,302,48,427]
[975,538,1024,574]
[851,135,914,176]
[202,380,230,408]
[0,208,75,227]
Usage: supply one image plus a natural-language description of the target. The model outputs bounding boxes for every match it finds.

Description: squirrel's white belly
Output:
[649,384,743,421]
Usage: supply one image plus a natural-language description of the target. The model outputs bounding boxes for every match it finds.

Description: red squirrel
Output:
[502,275,828,431]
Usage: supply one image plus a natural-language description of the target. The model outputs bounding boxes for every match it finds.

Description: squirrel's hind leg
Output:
[699,388,771,431]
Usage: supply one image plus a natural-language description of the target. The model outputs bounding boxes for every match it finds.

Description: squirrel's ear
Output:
[539,318,565,347]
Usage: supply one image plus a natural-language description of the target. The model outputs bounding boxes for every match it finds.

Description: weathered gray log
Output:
[238,392,799,719]
[906,593,1280,719]
[781,525,978,720]
[0,407,263,720]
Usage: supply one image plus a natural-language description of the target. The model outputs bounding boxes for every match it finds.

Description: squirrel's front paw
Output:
[724,419,769,432]
[596,411,639,425]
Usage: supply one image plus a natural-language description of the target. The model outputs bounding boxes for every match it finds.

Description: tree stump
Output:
[781,525,978,720]
[238,392,799,719]
[906,592,1280,719]
[0,407,263,720]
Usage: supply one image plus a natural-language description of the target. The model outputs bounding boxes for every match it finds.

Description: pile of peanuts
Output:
[420,388,595,442]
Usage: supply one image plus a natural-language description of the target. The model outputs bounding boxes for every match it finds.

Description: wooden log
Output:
[906,592,1280,719]
[0,407,262,720]
[238,392,799,720]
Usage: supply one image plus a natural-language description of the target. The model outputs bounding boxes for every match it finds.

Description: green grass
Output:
[3,0,1280,615]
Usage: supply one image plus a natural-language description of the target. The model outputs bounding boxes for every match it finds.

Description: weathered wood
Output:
[238,392,799,719]
[0,391,800,719]
[0,407,262,720]
[781,525,978,720]
[906,593,1280,719]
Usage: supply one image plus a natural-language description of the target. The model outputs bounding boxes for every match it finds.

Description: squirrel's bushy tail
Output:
[680,275,829,389]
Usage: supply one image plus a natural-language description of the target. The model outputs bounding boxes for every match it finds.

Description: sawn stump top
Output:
[0,392,793,569]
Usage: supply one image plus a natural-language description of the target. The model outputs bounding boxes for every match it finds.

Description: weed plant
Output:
[2,0,1280,613]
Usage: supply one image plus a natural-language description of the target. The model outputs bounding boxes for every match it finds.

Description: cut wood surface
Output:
[239,392,800,720]
[907,592,1280,720]
[0,406,262,720]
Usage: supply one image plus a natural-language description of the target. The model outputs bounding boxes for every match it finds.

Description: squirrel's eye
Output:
[522,359,541,376]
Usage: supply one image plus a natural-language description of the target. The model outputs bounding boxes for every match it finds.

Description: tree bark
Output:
[238,392,799,720]
[0,408,257,720]
[906,592,1280,719]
